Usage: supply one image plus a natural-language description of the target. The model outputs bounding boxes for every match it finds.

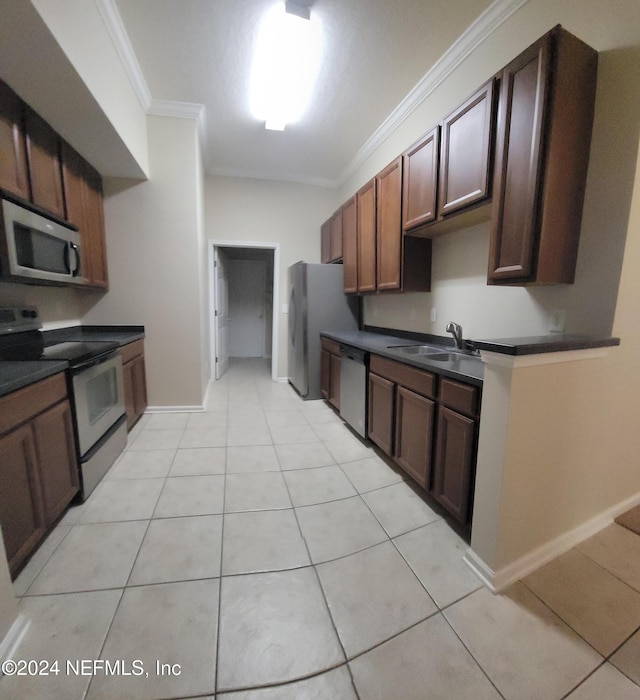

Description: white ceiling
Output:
[113,0,494,187]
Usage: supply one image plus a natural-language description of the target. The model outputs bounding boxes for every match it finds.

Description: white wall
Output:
[83,114,208,408]
[343,0,640,342]
[31,0,149,177]
[204,176,338,379]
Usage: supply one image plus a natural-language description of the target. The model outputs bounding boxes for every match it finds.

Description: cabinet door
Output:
[33,400,79,524]
[432,406,476,524]
[83,162,109,288]
[342,195,358,294]
[403,126,439,231]
[0,425,46,576]
[439,80,495,217]
[320,349,331,400]
[0,80,30,200]
[328,353,341,410]
[320,218,331,264]
[367,372,394,456]
[376,157,402,291]
[356,178,376,293]
[24,107,65,217]
[488,35,550,282]
[394,386,434,489]
[330,208,343,262]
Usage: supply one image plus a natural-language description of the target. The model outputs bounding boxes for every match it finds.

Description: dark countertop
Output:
[0,361,69,398]
[0,325,145,399]
[472,334,620,355]
[321,329,484,386]
[43,325,145,347]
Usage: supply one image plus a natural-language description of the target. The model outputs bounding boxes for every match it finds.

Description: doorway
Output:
[209,241,279,382]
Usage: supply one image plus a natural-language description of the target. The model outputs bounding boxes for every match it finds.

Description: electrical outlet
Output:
[430,307,437,323]
[549,309,566,333]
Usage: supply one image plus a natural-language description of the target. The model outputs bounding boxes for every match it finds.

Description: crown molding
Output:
[338,0,530,186]
[95,0,151,111]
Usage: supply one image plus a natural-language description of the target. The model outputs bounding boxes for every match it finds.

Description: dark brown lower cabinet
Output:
[0,373,79,578]
[394,386,435,489]
[432,406,476,523]
[0,425,46,576]
[320,337,341,410]
[368,372,395,456]
[367,354,480,527]
[122,340,148,430]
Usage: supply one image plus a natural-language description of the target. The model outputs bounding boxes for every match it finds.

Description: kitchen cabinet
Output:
[432,379,479,524]
[61,142,109,289]
[121,339,148,430]
[367,371,395,455]
[24,107,65,218]
[0,78,109,289]
[356,178,377,293]
[377,157,403,291]
[395,386,435,488]
[330,208,343,262]
[0,373,78,577]
[320,218,331,264]
[439,80,495,218]
[488,27,597,285]
[351,161,432,295]
[368,355,436,490]
[342,195,358,293]
[320,208,343,264]
[320,337,341,410]
[0,79,30,200]
[402,126,439,232]
[368,354,479,524]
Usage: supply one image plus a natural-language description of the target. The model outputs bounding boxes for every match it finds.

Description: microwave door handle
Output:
[70,242,81,277]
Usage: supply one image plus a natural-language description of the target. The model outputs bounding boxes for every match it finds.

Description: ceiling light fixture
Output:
[250,1,323,131]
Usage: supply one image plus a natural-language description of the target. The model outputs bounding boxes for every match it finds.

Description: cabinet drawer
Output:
[370,355,436,399]
[120,339,144,365]
[440,379,478,417]
[320,337,341,356]
[0,373,67,436]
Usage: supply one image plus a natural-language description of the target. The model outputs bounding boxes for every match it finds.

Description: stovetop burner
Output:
[0,307,118,366]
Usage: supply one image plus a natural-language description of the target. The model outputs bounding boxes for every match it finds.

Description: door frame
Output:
[208,240,280,382]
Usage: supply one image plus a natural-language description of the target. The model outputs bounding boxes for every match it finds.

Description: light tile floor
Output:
[3,357,640,699]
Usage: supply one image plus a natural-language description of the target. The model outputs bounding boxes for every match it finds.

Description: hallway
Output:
[3,358,640,699]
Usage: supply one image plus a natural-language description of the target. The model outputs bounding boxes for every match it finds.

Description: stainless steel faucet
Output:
[446,322,464,350]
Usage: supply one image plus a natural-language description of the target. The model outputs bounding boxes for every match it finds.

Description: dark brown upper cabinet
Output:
[330,207,343,262]
[376,157,403,291]
[0,80,30,200]
[439,79,496,218]
[61,142,109,289]
[402,126,440,232]
[488,26,598,285]
[356,178,377,293]
[342,195,358,294]
[320,218,331,263]
[24,107,65,218]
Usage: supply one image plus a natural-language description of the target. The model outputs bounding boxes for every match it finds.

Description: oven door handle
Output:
[70,349,120,373]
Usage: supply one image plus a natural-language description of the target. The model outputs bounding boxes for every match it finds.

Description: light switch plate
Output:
[430,307,437,323]
[549,309,566,332]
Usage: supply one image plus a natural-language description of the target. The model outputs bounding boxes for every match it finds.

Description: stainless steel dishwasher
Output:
[339,345,368,438]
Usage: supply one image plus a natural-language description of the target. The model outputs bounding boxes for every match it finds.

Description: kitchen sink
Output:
[390,345,448,355]
[390,345,479,361]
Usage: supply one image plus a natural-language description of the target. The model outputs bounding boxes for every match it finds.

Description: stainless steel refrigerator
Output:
[288,262,359,399]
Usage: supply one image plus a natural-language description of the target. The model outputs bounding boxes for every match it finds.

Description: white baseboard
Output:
[145,405,205,413]
[0,615,30,667]
[465,489,640,592]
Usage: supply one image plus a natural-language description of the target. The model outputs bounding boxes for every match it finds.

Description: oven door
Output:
[72,351,125,457]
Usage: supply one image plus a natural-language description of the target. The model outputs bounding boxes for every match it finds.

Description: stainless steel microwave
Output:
[0,197,86,286]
